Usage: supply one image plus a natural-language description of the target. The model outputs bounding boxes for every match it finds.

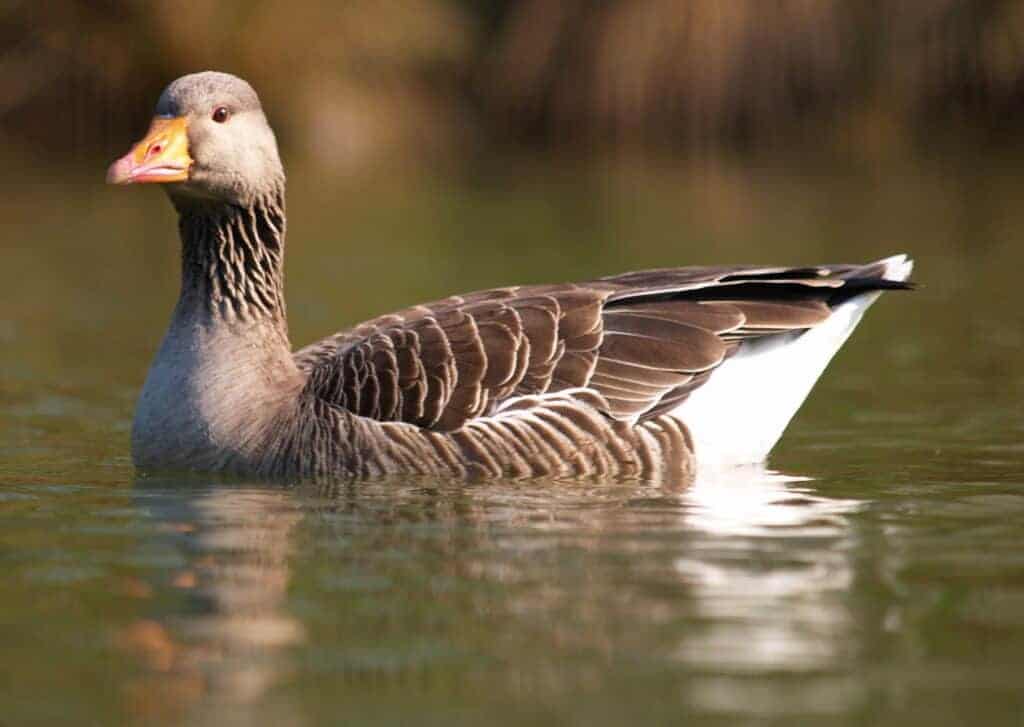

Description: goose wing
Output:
[294,261,909,430]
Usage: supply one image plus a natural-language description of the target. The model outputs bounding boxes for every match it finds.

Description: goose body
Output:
[110,72,913,482]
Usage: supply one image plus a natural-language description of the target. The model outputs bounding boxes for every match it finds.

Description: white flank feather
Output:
[672,254,913,469]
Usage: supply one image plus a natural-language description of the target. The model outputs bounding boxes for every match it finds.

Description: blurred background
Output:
[5,0,1024,166]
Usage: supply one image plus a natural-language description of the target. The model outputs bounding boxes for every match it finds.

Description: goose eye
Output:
[212,107,230,123]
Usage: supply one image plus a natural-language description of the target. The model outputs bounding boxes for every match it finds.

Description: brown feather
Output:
[609,301,744,333]
[707,299,830,329]
[599,330,725,374]
[299,259,907,434]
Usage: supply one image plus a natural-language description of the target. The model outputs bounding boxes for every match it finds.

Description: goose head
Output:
[107,71,284,207]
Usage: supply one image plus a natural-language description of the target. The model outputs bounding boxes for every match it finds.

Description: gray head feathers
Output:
[160,71,283,208]
[156,71,263,119]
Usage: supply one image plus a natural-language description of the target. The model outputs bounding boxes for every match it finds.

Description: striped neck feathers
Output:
[175,184,288,327]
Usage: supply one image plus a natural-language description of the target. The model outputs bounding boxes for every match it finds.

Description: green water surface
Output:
[2,153,1023,725]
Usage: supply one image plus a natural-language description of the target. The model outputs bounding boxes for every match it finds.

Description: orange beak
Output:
[106,117,192,185]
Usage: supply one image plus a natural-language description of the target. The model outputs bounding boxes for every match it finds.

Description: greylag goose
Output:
[108,72,913,482]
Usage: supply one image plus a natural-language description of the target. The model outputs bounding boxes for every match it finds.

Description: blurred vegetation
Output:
[2,0,1024,169]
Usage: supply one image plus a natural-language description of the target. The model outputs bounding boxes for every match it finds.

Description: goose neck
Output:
[175,185,289,331]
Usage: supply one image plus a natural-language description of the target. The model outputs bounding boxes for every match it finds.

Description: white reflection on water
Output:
[674,465,866,714]
[683,464,862,537]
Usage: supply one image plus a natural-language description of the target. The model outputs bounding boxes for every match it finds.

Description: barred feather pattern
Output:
[270,262,908,481]
[294,269,864,431]
[257,389,695,483]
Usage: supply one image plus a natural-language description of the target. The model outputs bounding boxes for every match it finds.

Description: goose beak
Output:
[107,116,192,185]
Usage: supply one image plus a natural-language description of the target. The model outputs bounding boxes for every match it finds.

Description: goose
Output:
[107,71,913,482]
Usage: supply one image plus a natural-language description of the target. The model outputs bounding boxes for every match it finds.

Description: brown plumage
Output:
[296,265,908,433]
[111,72,913,483]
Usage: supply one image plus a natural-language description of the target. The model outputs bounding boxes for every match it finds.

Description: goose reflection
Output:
[674,465,865,716]
[118,478,304,724]
[115,465,867,720]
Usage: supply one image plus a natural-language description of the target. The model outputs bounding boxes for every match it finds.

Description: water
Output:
[2,152,1023,725]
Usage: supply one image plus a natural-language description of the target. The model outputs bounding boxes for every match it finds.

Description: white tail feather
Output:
[672,254,913,468]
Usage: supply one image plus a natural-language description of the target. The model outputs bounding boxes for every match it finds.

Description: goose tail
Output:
[672,254,914,469]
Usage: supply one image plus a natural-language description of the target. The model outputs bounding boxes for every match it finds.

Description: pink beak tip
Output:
[106,155,134,185]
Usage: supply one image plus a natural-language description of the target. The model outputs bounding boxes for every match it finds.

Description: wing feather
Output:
[298,260,907,429]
